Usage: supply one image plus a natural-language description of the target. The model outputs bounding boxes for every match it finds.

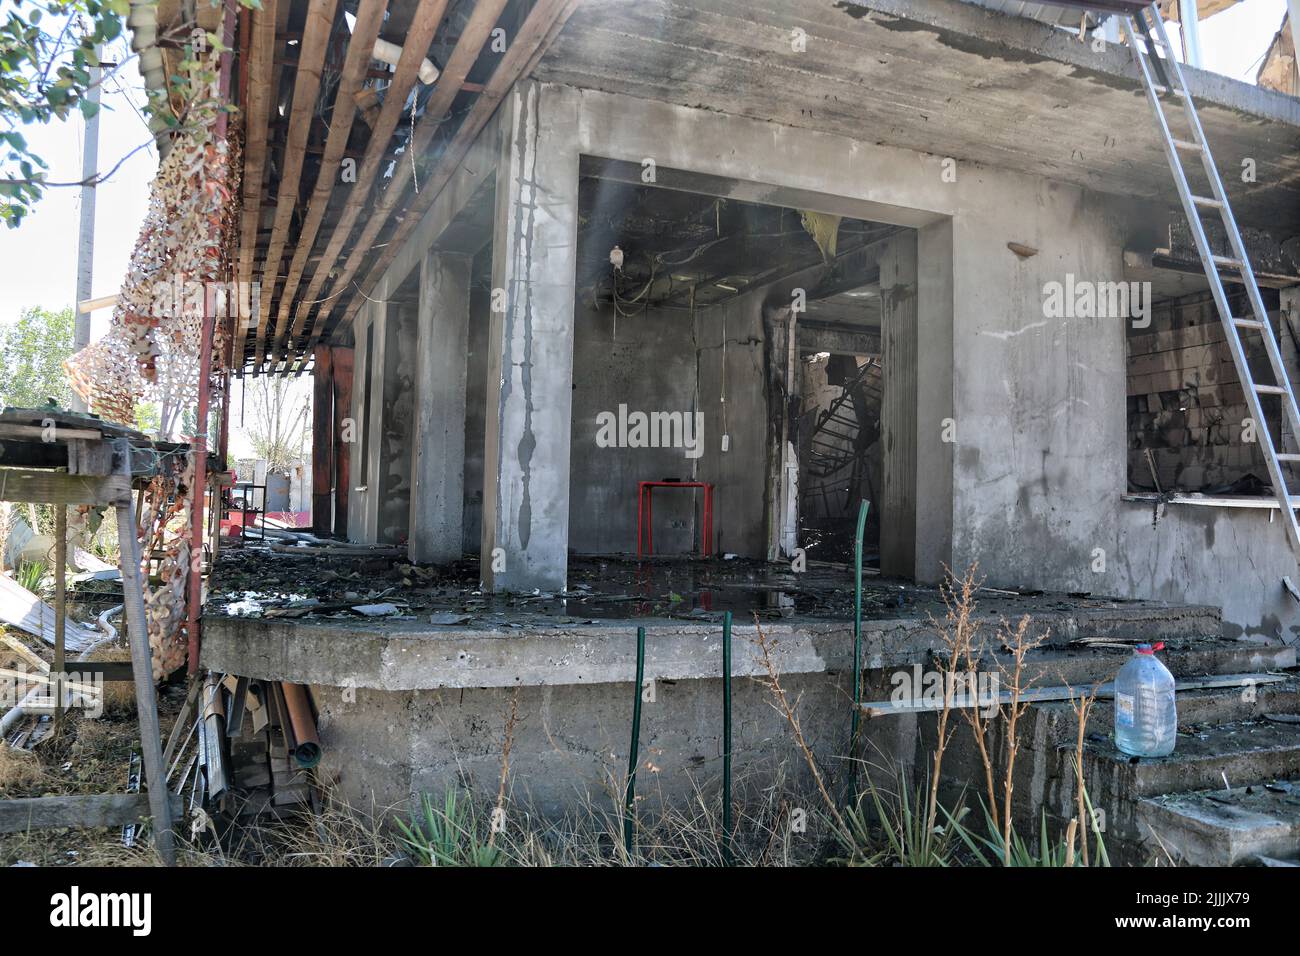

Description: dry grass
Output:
[0,742,45,794]
[83,642,136,716]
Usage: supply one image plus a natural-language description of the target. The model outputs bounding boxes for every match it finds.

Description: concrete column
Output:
[914,219,955,583]
[348,296,387,544]
[481,82,580,592]
[880,232,919,578]
[377,301,415,545]
[410,250,471,563]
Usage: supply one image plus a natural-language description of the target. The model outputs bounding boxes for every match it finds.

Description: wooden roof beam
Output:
[252,0,342,368]
[267,0,390,361]
[300,0,582,363]
[277,0,511,367]
[282,0,449,366]
[233,0,279,366]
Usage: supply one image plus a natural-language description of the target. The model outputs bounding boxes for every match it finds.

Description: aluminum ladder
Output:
[1122,3,1300,551]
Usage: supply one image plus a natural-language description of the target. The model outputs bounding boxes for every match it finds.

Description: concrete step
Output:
[1085,718,1300,799]
[1001,638,1296,690]
[1137,779,1300,866]
[1083,679,1300,734]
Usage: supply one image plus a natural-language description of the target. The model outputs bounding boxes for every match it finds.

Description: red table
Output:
[636,481,715,557]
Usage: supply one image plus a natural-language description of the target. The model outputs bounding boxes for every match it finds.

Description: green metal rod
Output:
[849,500,870,785]
[624,626,646,857]
[722,610,733,866]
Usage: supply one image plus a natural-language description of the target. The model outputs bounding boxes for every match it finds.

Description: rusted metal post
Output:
[185,0,239,676]
[331,346,354,539]
[311,346,334,534]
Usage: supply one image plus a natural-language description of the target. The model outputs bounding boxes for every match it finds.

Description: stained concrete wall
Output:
[568,300,700,555]
[377,301,416,545]
[360,80,1298,635]
[462,276,490,555]
[567,280,799,560]
[556,82,1300,636]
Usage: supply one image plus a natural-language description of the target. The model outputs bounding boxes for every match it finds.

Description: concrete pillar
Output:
[377,301,415,545]
[348,296,386,544]
[410,250,471,563]
[880,232,919,578]
[480,82,580,592]
[915,220,955,583]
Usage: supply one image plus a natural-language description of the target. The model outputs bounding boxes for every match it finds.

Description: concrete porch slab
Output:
[203,550,1221,689]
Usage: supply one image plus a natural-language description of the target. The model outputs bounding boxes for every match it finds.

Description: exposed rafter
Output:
[252,0,342,367]
[233,0,278,365]
[274,0,512,368]
[299,0,582,365]
[268,0,391,362]
[282,0,450,369]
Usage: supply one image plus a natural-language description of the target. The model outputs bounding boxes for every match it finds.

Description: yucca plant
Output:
[13,560,47,594]
[841,773,964,867]
[394,791,506,867]
[943,800,1107,867]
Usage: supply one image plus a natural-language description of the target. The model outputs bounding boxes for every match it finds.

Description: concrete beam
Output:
[200,602,1223,690]
[409,250,470,563]
[480,82,581,591]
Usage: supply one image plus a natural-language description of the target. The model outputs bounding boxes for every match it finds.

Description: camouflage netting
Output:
[63,57,240,681]
[65,114,235,426]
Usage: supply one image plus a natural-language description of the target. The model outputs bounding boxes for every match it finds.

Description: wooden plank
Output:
[308,0,582,358]
[66,438,116,476]
[0,793,183,834]
[74,660,136,682]
[0,424,102,442]
[269,0,389,360]
[286,0,450,362]
[252,0,342,368]
[332,346,354,538]
[279,0,510,366]
[113,440,175,865]
[0,668,102,696]
[1,633,49,672]
[234,0,280,365]
[53,506,66,720]
[0,469,130,506]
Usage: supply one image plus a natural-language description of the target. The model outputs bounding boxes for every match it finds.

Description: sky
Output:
[0,1,1290,332]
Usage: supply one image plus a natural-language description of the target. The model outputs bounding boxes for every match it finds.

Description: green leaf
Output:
[79,97,100,119]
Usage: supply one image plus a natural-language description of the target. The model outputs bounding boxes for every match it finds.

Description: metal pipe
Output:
[280,681,321,768]
[623,626,646,857]
[722,610,732,865]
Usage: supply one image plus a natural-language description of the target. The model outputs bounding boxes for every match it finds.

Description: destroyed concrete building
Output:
[125,0,1300,862]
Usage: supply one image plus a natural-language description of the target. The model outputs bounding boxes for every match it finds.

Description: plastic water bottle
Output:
[1113,642,1177,757]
